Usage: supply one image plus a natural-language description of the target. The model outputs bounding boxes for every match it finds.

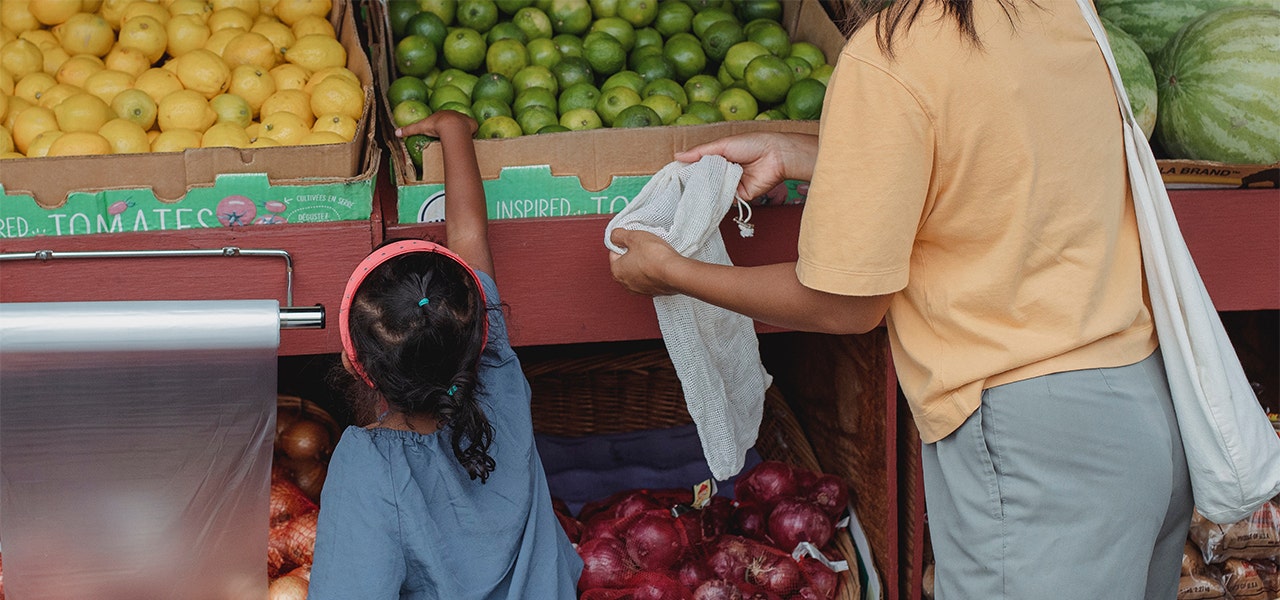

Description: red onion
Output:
[805,474,849,517]
[693,579,743,600]
[623,512,688,571]
[580,589,632,600]
[750,556,802,596]
[613,491,664,520]
[767,499,834,551]
[732,501,771,542]
[735,583,784,600]
[705,536,753,582]
[798,558,837,599]
[577,537,635,591]
[581,514,622,543]
[676,558,714,590]
[796,589,824,600]
[735,462,797,508]
[627,571,693,600]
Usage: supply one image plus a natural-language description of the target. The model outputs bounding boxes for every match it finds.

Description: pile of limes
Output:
[0,0,365,159]
[387,0,832,165]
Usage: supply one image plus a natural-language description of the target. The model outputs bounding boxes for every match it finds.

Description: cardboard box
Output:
[0,0,379,238]
[373,0,848,224]
[1155,159,1279,189]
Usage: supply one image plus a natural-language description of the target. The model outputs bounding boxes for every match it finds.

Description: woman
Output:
[608,1,1191,598]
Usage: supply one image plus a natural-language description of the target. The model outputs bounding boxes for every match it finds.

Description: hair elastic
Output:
[418,297,430,307]
[340,240,489,389]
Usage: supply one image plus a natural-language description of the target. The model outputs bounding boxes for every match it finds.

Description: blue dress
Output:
[308,273,583,600]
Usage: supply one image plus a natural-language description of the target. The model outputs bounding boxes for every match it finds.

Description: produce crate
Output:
[521,345,867,600]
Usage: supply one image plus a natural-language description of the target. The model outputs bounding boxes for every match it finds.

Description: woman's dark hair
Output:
[341,245,496,482]
[842,0,1027,57]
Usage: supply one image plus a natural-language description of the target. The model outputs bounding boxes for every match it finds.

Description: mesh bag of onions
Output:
[571,461,851,600]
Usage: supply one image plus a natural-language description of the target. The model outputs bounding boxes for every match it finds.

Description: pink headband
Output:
[339,240,489,388]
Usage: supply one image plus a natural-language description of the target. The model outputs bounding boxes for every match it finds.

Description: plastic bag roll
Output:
[0,300,280,599]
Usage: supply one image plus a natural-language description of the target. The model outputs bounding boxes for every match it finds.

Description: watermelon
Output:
[1153,6,1280,164]
[1102,20,1158,140]
[1095,0,1280,59]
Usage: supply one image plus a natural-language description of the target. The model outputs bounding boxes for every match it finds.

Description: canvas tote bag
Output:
[1075,0,1280,524]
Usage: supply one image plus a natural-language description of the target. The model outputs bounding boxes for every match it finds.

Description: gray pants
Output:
[923,350,1193,600]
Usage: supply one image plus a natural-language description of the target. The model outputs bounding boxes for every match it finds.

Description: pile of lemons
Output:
[0,0,365,159]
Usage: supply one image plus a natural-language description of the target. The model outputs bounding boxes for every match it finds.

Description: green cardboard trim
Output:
[397,164,809,223]
[0,173,374,239]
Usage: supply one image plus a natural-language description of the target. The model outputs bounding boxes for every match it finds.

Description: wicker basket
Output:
[524,348,863,600]
[277,393,342,442]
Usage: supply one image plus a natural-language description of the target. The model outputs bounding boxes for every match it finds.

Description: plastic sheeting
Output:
[0,301,279,600]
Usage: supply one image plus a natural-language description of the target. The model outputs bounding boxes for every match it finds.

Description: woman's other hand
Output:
[674,132,818,201]
[395,109,478,140]
[608,229,684,296]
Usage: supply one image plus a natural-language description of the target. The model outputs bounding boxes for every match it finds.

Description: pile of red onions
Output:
[570,462,849,600]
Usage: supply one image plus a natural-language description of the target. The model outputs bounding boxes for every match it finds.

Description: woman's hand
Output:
[608,229,685,296]
[395,109,478,140]
[674,132,818,201]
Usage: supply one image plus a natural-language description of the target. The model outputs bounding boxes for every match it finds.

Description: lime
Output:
[516,104,558,133]
[628,45,664,70]
[589,16,636,51]
[559,107,602,130]
[457,0,500,32]
[662,35,706,81]
[404,133,432,169]
[471,97,513,122]
[653,0,694,37]
[486,38,529,79]
[406,11,450,49]
[632,26,663,51]
[390,0,423,38]
[612,103,661,127]
[723,40,769,80]
[487,21,529,44]
[754,107,786,120]
[743,54,791,103]
[715,86,757,120]
[526,37,562,67]
[616,0,658,27]
[683,100,720,122]
[808,63,833,86]
[423,68,444,87]
[472,71,516,105]
[538,123,571,133]
[583,31,626,76]
[700,19,744,63]
[418,0,458,25]
[745,20,789,57]
[741,17,775,37]
[552,33,584,58]
[784,56,811,81]
[513,6,554,40]
[601,69,645,94]
[682,0,723,12]
[512,64,559,94]
[558,81,601,114]
[787,41,826,68]
[389,76,431,106]
[513,86,558,113]
[589,0,619,18]
[393,99,433,127]
[683,74,721,103]
[691,7,736,39]
[594,85,641,125]
[632,53,674,83]
[443,28,487,71]
[477,114,522,137]
[437,101,474,118]
[717,62,736,86]
[428,84,472,110]
[548,0,592,35]
[784,76,824,120]
[551,56,593,89]
[642,77,688,107]
[640,93,681,124]
[435,69,479,95]
[396,36,439,77]
[735,0,782,24]
[673,113,704,125]
[495,0,536,15]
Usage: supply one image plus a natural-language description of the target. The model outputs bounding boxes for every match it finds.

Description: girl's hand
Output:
[674,132,817,201]
[608,229,684,296]
[395,110,478,140]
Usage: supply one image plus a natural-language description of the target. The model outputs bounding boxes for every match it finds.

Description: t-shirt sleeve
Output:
[475,271,515,362]
[307,430,406,599]
[796,51,935,296]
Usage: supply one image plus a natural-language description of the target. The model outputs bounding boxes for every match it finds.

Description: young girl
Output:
[307,110,583,599]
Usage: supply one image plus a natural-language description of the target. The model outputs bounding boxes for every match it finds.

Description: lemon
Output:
[307,75,361,121]
[0,69,14,94]
[310,112,354,140]
[116,15,167,62]
[165,13,211,56]
[145,127,158,143]
[53,13,114,57]
[268,62,308,90]
[273,0,329,26]
[174,48,229,97]
[250,19,293,59]
[210,0,258,19]
[202,26,241,55]
[4,97,34,130]
[36,82,83,108]
[110,87,157,128]
[2,1,42,34]
[104,45,153,77]
[54,53,103,86]
[283,34,343,72]
[98,117,151,152]
[12,105,59,153]
[54,91,113,132]
[83,0,105,13]
[247,135,278,147]
[222,30,276,68]
[149,127,201,151]
[122,1,171,26]
[98,0,141,29]
[132,66,182,102]
[0,96,8,123]
[259,0,281,17]
[157,88,215,130]
[258,108,306,144]
[83,68,134,104]
[259,87,309,122]
[0,125,14,153]
[168,0,212,21]
[39,44,70,73]
[200,120,248,146]
[226,63,274,114]
[13,71,57,104]
[24,129,64,156]
[207,7,252,31]
[288,14,332,39]
[209,92,250,126]
[296,129,342,145]
[1,39,44,79]
[0,151,26,159]
[28,0,80,26]
[47,130,111,155]
[301,64,355,93]
[18,29,60,52]
[0,29,15,46]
